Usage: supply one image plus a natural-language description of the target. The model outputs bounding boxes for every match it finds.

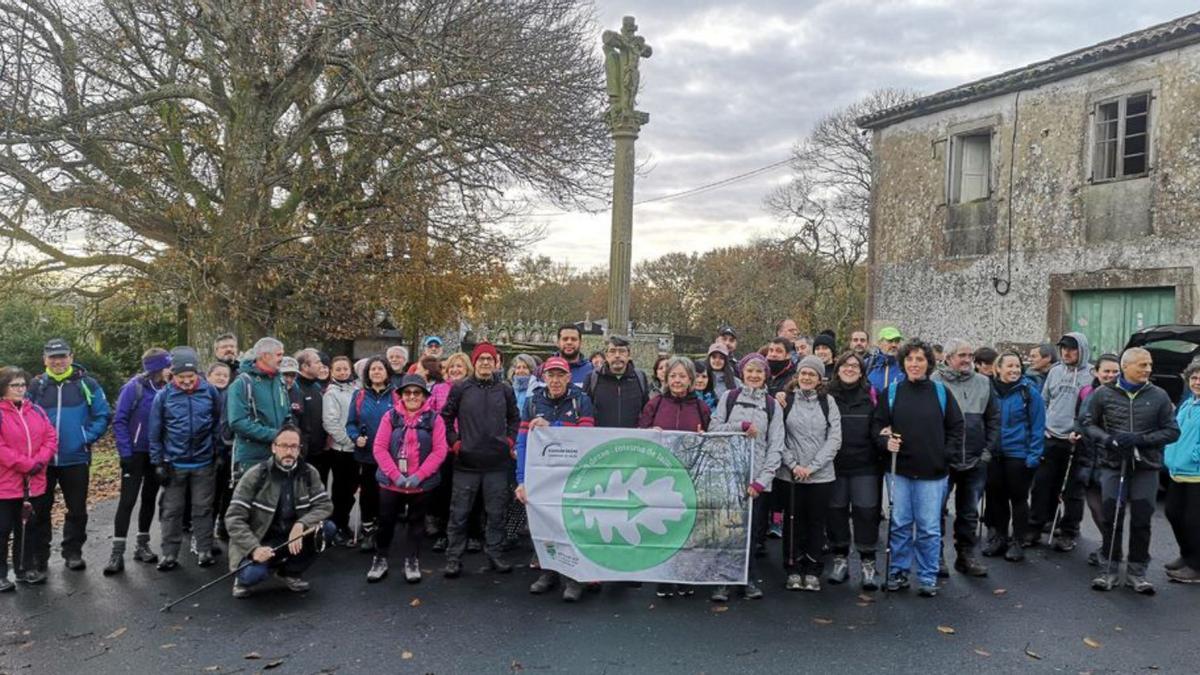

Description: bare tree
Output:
[0,0,611,346]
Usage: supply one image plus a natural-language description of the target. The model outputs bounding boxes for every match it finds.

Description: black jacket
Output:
[830,385,879,476]
[296,377,327,458]
[441,376,520,472]
[871,378,965,480]
[585,365,649,429]
[1080,381,1180,470]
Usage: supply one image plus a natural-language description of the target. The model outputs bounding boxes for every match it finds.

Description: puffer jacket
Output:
[373,399,449,493]
[224,458,332,571]
[1072,383,1102,476]
[1082,380,1181,470]
[829,384,879,476]
[111,374,166,458]
[441,377,520,472]
[27,365,110,467]
[296,376,327,459]
[637,391,711,432]
[710,386,784,491]
[148,380,222,467]
[226,361,293,466]
[346,385,399,464]
[994,379,1046,467]
[932,368,999,469]
[778,389,842,484]
[321,380,356,453]
[1164,396,1200,479]
[0,400,58,499]
[515,386,595,484]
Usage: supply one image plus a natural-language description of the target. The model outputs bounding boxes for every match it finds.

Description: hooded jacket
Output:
[994,378,1046,467]
[148,379,222,467]
[321,380,356,453]
[777,389,842,484]
[226,361,293,466]
[932,368,1000,470]
[515,386,595,484]
[711,386,785,491]
[441,376,520,472]
[871,377,965,480]
[585,363,649,429]
[373,398,449,493]
[1164,396,1200,479]
[829,384,880,476]
[112,373,166,458]
[295,376,327,458]
[1042,332,1094,439]
[27,365,110,467]
[1081,380,1181,470]
[866,352,905,393]
[637,390,711,432]
[346,385,400,464]
[0,399,58,500]
[224,458,332,571]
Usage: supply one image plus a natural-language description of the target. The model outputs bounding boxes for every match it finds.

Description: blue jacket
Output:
[27,366,111,467]
[866,352,905,392]
[112,374,166,458]
[994,378,1046,467]
[148,380,222,468]
[1164,396,1200,479]
[346,385,399,464]
[515,386,594,484]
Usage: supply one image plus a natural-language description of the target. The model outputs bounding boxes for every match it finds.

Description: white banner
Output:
[525,427,753,584]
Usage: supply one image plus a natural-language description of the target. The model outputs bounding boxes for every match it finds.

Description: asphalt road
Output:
[1,497,1195,674]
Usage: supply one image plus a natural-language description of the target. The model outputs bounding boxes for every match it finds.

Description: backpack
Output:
[723,388,776,426]
[886,381,948,417]
[585,368,649,401]
[220,373,255,446]
[781,391,831,429]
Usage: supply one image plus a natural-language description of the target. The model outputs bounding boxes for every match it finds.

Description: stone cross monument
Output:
[602,16,651,337]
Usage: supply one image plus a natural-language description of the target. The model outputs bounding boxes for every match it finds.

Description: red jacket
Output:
[373,399,449,494]
[638,392,711,432]
[0,399,58,499]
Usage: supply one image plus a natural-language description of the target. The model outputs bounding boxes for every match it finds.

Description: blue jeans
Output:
[889,474,948,586]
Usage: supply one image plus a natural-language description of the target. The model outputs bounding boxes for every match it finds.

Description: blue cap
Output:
[423,336,443,348]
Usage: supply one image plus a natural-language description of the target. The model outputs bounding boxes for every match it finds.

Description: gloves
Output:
[1109,432,1141,451]
[450,441,462,455]
[980,450,993,464]
[403,475,422,489]
[155,464,172,487]
[392,474,407,488]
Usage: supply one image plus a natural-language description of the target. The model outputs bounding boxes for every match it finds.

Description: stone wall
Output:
[867,42,1200,348]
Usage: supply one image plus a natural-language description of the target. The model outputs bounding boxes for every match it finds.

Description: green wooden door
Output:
[1069,287,1176,357]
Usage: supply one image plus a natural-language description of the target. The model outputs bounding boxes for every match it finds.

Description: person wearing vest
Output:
[1163,361,1200,584]
[0,367,57,589]
[981,352,1046,564]
[225,425,334,598]
[27,338,111,573]
[872,340,964,598]
[365,375,448,584]
[345,356,399,553]
[516,357,596,602]
[104,347,171,575]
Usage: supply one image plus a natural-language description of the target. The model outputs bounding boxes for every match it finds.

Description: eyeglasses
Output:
[8,382,26,388]
[401,390,426,398]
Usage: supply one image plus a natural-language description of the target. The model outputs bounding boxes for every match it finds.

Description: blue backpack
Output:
[887,381,947,417]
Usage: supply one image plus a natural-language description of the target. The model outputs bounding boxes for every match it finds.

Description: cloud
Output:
[527,0,1198,269]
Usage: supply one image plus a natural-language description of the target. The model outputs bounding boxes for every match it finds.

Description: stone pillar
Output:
[607,126,638,336]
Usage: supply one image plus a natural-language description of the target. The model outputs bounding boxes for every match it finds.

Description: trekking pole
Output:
[882,449,898,590]
[1048,445,1076,544]
[1103,456,1128,579]
[786,478,796,570]
[159,525,318,612]
[18,476,33,575]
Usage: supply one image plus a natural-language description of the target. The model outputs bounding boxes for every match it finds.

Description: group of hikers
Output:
[0,321,1197,606]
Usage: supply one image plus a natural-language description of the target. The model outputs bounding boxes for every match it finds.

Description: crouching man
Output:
[225,424,333,598]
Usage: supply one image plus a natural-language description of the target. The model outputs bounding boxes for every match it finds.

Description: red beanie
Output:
[471,342,499,366]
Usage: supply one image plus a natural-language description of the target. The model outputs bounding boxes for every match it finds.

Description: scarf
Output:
[993,379,1019,397]
[46,365,74,383]
[1117,376,1148,395]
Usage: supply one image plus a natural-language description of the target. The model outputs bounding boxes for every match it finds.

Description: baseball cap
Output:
[878,326,903,341]
[718,325,738,338]
[543,356,571,373]
[43,338,71,356]
[279,356,300,374]
[423,336,444,348]
[1056,335,1079,349]
[707,342,730,357]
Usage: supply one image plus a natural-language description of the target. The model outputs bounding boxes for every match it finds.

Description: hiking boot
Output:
[367,556,388,583]
[103,551,125,576]
[886,573,910,592]
[801,575,821,592]
[332,529,352,548]
[431,536,448,553]
[767,522,783,539]
[1087,549,1104,567]
[1004,542,1025,562]
[215,522,230,543]
[358,528,376,553]
[1167,566,1200,584]
[1020,531,1041,548]
[561,579,583,603]
[486,555,513,574]
[232,581,251,599]
[64,556,86,571]
[404,558,422,583]
[955,555,988,577]
[827,556,849,584]
[274,571,310,592]
[743,581,764,600]
[1164,557,1187,571]
[917,583,938,598]
[785,574,803,591]
[981,532,1007,557]
[1051,535,1077,552]
[19,570,46,585]
[466,538,483,554]
[1091,573,1118,591]
[443,559,463,578]
[424,515,440,538]
[655,583,676,598]
[197,552,216,568]
[1125,575,1156,595]
[0,578,14,593]
[710,585,730,603]
[860,560,880,591]
[530,571,559,594]
[937,554,950,578]
[156,555,178,572]
[133,541,158,564]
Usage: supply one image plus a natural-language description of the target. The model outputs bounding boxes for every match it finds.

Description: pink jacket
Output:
[0,399,58,499]
[373,399,449,494]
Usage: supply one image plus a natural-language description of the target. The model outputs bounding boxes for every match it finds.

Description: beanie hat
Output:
[813,333,837,352]
[738,352,768,374]
[797,355,826,377]
[143,351,172,374]
[471,342,499,366]
[169,347,200,375]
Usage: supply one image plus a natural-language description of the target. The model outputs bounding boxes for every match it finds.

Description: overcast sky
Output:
[524,0,1198,269]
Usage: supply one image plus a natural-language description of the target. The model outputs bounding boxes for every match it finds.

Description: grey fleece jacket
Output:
[777,389,842,484]
[710,386,785,491]
[1043,331,1094,438]
[932,367,1000,469]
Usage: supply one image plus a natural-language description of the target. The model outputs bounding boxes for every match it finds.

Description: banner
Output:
[525,427,753,584]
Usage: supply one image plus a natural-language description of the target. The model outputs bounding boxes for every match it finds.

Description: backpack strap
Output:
[888,381,947,416]
[723,388,741,421]
[817,394,830,429]
[584,371,599,399]
[353,389,366,418]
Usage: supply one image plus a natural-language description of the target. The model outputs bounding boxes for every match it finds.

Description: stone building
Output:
[858,12,1200,356]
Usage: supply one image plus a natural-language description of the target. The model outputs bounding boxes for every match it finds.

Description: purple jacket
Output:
[112,374,165,458]
[638,392,711,432]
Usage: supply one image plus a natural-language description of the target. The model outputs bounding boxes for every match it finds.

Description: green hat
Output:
[878,326,903,341]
